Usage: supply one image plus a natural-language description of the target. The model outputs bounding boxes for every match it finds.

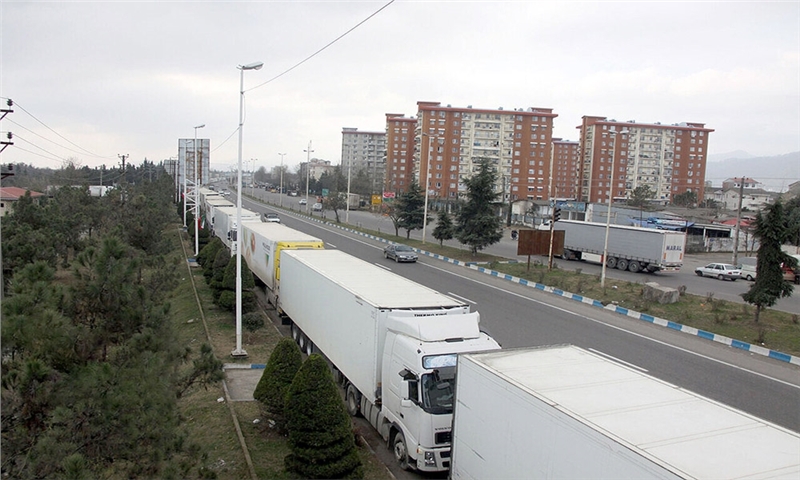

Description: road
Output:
[228,187,800,475]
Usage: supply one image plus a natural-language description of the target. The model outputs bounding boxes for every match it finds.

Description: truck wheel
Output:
[304,339,314,356]
[346,384,360,417]
[393,432,410,470]
[616,259,628,271]
[291,323,300,342]
[628,261,640,273]
[605,257,617,269]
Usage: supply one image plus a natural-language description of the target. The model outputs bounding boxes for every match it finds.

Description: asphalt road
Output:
[224,186,800,475]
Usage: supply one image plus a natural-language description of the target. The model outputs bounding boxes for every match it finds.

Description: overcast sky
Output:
[2,1,798,175]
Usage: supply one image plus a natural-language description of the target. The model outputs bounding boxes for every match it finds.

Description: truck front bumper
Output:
[414,446,451,472]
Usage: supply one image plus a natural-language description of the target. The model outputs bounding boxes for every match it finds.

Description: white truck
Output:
[240,222,324,308]
[554,219,685,272]
[451,345,800,480]
[211,206,261,252]
[278,249,501,472]
[203,197,234,228]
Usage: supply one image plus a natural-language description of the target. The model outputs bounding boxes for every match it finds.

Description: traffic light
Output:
[553,207,562,222]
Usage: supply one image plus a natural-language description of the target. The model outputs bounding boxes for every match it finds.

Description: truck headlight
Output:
[424,451,436,467]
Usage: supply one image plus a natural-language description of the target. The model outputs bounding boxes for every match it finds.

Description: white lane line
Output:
[374,263,392,271]
[447,292,476,304]
[589,348,649,373]
[419,262,800,391]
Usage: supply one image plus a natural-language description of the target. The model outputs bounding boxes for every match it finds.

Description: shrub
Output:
[253,338,302,432]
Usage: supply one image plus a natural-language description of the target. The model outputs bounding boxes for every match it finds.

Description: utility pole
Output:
[732,177,745,266]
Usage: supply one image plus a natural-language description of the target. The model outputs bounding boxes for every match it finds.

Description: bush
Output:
[253,338,302,432]
[284,354,363,479]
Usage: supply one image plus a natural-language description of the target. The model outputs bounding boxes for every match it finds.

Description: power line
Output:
[6,118,98,159]
[247,0,396,92]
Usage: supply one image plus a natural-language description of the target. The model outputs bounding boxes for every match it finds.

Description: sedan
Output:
[312,203,323,212]
[299,198,308,205]
[262,213,280,223]
[384,244,418,263]
[694,263,741,281]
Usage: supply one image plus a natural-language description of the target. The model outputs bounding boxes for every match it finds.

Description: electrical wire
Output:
[246,0,396,92]
[6,118,97,159]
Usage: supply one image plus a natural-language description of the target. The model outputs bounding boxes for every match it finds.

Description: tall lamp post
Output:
[233,61,263,358]
[278,153,286,208]
[421,132,436,244]
[193,124,205,257]
[304,141,314,214]
[600,127,628,288]
[345,155,352,223]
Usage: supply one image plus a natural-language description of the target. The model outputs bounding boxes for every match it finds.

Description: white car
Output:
[262,212,280,223]
[312,203,323,212]
[694,263,741,281]
[299,198,307,205]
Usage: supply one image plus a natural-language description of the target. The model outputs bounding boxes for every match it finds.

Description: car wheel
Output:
[746,274,754,281]
[695,270,703,276]
[717,274,724,281]
[384,252,388,259]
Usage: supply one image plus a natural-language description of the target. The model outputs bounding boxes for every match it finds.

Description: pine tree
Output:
[253,337,303,432]
[284,354,363,479]
[455,158,503,255]
[397,178,425,239]
[742,200,795,322]
[433,209,455,246]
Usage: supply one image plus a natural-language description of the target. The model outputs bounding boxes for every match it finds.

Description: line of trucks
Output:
[201,189,799,477]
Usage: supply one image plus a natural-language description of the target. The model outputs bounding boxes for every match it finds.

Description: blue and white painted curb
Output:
[290,212,800,366]
[224,363,265,370]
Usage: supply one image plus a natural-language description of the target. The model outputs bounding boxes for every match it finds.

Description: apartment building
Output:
[341,127,386,194]
[384,114,417,194]
[413,101,558,204]
[552,138,580,199]
[577,116,714,205]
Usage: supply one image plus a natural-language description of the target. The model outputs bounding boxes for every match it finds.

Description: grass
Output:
[169,225,393,480]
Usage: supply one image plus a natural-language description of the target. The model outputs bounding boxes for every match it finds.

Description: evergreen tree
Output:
[742,200,795,322]
[455,158,503,255]
[284,354,363,479]
[432,209,455,246]
[628,185,655,208]
[254,337,303,432]
[218,255,256,313]
[397,178,425,239]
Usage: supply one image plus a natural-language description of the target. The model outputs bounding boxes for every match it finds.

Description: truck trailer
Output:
[240,222,324,308]
[451,345,800,480]
[211,206,261,252]
[278,249,501,472]
[554,219,685,272]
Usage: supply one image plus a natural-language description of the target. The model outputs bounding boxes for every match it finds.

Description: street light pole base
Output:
[231,348,248,358]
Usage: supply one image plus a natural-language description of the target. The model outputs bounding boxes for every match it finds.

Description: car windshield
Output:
[395,245,413,252]
[420,367,456,414]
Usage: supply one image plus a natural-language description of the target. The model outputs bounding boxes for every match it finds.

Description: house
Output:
[0,186,45,216]
[705,185,775,211]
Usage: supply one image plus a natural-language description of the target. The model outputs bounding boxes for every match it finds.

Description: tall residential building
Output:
[414,101,558,204]
[577,117,714,205]
[551,138,580,199]
[341,127,386,194]
[384,114,418,194]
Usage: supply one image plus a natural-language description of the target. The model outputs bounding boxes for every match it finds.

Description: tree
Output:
[243,311,265,343]
[672,190,698,208]
[253,337,303,432]
[455,158,503,255]
[284,354,363,479]
[432,209,455,246]
[628,185,655,208]
[218,255,256,313]
[324,193,348,224]
[381,202,401,237]
[741,200,795,322]
[396,178,425,239]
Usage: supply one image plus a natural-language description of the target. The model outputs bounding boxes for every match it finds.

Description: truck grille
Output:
[435,431,452,444]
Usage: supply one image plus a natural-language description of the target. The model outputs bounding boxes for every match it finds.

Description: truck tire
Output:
[605,257,617,269]
[616,259,628,271]
[346,384,360,417]
[628,261,640,273]
[304,338,314,356]
[393,431,410,470]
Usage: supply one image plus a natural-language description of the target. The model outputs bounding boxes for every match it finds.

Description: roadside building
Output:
[384,114,417,195]
[0,186,45,216]
[341,127,386,194]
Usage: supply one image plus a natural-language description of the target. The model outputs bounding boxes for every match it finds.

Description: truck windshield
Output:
[421,367,456,414]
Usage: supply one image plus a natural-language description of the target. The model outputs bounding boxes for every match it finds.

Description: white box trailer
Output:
[212,206,260,252]
[240,222,324,307]
[451,345,800,480]
[204,197,234,228]
[279,249,500,472]
[554,219,685,272]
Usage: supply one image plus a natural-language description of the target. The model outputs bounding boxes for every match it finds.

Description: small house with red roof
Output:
[0,187,45,216]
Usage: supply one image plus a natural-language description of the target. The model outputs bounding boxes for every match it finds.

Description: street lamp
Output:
[233,60,263,358]
[420,132,436,244]
[304,141,314,214]
[600,126,628,289]
[278,153,286,208]
[345,155,352,223]
[250,158,257,197]
[193,124,205,257]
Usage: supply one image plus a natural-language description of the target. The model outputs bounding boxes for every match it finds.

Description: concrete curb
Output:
[294,212,799,367]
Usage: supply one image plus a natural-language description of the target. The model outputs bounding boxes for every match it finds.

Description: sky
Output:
[2,1,799,176]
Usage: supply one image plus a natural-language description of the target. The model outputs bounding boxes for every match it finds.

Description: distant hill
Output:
[705,152,800,192]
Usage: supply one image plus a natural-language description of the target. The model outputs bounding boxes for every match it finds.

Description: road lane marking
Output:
[589,348,649,372]
[447,292,476,304]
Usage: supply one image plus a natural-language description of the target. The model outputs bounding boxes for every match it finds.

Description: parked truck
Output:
[240,222,324,309]
[451,345,800,480]
[278,249,501,472]
[554,219,685,272]
[204,197,234,228]
[211,206,261,252]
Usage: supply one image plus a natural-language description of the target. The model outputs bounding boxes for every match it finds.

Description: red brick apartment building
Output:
[384,114,417,194]
[577,116,714,205]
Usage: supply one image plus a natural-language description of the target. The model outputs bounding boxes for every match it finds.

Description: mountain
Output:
[705,152,800,192]
[707,150,755,162]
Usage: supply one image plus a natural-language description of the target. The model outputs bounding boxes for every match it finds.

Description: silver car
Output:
[694,263,741,281]
[384,244,418,263]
